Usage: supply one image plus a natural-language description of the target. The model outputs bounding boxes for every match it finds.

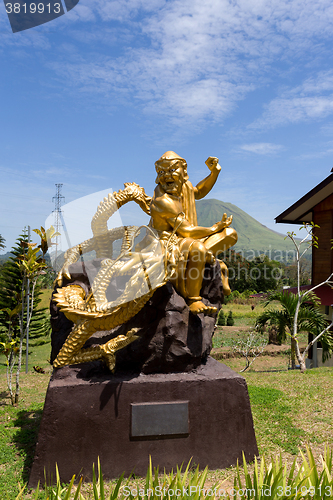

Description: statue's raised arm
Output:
[194,156,221,200]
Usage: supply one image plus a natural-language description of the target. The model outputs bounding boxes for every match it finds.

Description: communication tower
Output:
[52,183,65,270]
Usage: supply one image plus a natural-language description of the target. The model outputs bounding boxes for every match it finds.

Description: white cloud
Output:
[54,0,333,124]
[294,142,333,160]
[251,70,333,129]
[5,0,333,126]
[239,143,284,155]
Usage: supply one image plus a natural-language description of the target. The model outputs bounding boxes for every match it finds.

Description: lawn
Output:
[1,303,332,498]
[219,302,266,327]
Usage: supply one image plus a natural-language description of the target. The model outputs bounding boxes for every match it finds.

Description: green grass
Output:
[218,302,267,327]
[241,367,333,459]
[213,302,308,347]
[37,289,52,311]
[248,385,303,455]
[1,306,333,498]
[0,341,51,499]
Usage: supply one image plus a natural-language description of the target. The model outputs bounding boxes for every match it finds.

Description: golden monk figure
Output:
[148,151,238,315]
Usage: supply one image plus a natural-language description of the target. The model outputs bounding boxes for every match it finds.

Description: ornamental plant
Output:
[14,445,333,499]
[0,226,58,404]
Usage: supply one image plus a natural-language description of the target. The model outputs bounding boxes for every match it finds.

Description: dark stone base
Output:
[29,357,258,487]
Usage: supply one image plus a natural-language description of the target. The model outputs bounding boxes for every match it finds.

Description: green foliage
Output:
[33,226,59,258]
[226,311,234,326]
[231,290,240,299]
[221,251,283,293]
[224,289,258,304]
[29,459,216,500]
[0,227,56,405]
[0,234,50,343]
[256,290,330,349]
[10,446,333,499]
[0,233,5,251]
[231,445,333,499]
[241,289,258,298]
[217,309,225,326]
[283,258,311,287]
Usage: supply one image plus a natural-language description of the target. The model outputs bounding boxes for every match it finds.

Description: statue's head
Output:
[155,151,189,196]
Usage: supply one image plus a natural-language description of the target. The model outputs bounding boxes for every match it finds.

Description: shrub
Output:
[230,445,333,499]
[226,311,234,326]
[217,309,225,326]
[241,289,257,298]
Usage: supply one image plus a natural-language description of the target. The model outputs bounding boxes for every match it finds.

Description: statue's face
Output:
[155,160,186,196]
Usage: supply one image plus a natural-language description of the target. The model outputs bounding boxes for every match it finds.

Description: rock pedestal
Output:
[29,357,258,487]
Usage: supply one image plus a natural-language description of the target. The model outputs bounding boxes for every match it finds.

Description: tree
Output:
[231,332,267,372]
[0,227,57,404]
[0,233,49,342]
[256,223,333,371]
[256,289,329,369]
[0,234,5,251]
[284,257,311,287]
[223,250,283,293]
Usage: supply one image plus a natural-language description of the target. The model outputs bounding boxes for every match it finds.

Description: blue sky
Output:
[1,0,333,252]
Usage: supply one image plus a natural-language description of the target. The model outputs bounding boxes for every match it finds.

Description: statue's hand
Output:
[205,156,221,172]
[212,213,233,233]
[55,266,71,287]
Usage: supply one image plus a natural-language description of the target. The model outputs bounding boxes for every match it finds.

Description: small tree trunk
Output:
[295,339,306,372]
[240,356,250,373]
[290,337,297,369]
[15,276,26,405]
[15,330,24,404]
[7,350,16,405]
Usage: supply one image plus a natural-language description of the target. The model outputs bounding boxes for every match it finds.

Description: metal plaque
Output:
[131,401,189,438]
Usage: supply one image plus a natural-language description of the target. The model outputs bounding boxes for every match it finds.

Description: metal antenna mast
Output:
[52,183,65,271]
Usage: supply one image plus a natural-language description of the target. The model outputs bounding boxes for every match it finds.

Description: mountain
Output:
[196,199,304,262]
[0,252,14,265]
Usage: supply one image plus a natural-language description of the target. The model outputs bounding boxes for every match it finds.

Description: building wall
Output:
[313,193,333,286]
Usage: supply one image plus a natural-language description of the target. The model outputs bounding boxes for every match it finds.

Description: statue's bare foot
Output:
[188,299,217,316]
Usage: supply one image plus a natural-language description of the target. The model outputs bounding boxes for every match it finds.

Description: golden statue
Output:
[149,151,237,314]
[52,153,237,371]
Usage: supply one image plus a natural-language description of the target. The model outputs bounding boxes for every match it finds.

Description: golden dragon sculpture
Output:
[52,182,171,372]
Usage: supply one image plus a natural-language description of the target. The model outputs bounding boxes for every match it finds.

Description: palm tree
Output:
[256,290,330,369]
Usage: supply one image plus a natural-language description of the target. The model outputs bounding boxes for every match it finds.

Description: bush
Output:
[241,289,257,298]
[226,311,234,326]
[217,309,225,326]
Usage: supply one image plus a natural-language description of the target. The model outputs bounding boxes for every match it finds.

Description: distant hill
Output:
[0,252,14,265]
[196,199,304,262]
